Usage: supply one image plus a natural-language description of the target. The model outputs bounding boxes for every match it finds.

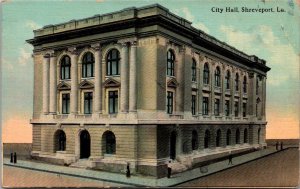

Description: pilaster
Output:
[70,47,79,115]
[43,53,50,115]
[49,52,57,115]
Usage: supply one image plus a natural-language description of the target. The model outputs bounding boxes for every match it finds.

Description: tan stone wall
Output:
[137,125,157,159]
[33,54,43,118]
[40,125,56,153]
[62,125,78,154]
[32,125,41,151]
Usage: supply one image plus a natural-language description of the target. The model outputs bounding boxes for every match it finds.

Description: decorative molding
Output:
[79,80,94,89]
[167,78,178,88]
[57,81,71,90]
[103,77,120,88]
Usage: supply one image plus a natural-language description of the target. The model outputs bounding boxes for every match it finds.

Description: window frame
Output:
[225,100,230,116]
[167,50,175,76]
[61,93,70,114]
[214,98,220,116]
[83,91,93,114]
[191,95,196,115]
[243,76,247,93]
[235,73,239,91]
[202,96,209,115]
[166,91,174,114]
[203,63,210,85]
[191,59,197,82]
[214,67,221,87]
[82,52,95,78]
[234,101,239,117]
[225,70,230,90]
[106,49,120,76]
[60,55,71,80]
[108,90,119,114]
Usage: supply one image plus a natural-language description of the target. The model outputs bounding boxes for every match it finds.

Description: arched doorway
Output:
[244,128,248,143]
[170,131,177,160]
[204,130,210,148]
[216,129,221,147]
[236,128,240,144]
[54,130,66,151]
[80,130,90,159]
[191,130,198,150]
[226,129,231,146]
[102,131,116,155]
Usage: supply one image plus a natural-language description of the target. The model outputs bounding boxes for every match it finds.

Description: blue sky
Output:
[2,0,299,142]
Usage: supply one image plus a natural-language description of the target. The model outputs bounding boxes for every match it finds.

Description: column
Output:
[129,41,137,112]
[49,53,57,114]
[248,72,257,119]
[210,63,215,117]
[120,42,129,112]
[70,48,79,115]
[176,47,185,113]
[262,76,266,119]
[221,66,225,117]
[230,67,235,117]
[239,71,243,118]
[43,54,50,115]
[93,44,102,114]
[198,56,204,116]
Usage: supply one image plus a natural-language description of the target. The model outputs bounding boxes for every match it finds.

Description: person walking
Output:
[167,161,172,178]
[13,152,17,164]
[228,152,233,165]
[280,142,283,150]
[126,162,131,178]
[10,153,13,163]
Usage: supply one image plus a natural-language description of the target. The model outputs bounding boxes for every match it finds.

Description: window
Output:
[256,77,259,95]
[60,55,71,80]
[243,102,247,117]
[215,67,221,87]
[191,59,197,82]
[235,73,239,91]
[204,130,210,149]
[236,129,240,144]
[109,91,118,114]
[62,93,70,114]
[55,130,66,151]
[191,130,198,150]
[203,63,209,84]
[244,129,248,143]
[103,131,116,154]
[202,97,209,115]
[216,129,221,147]
[225,100,230,116]
[214,98,220,116]
[225,70,230,89]
[243,76,247,93]
[82,52,94,78]
[106,49,120,76]
[84,92,93,114]
[167,50,175,76]
[191,95,196,115]
[234,101,239,117]
[167,91,174,114]
[226,129,231,145]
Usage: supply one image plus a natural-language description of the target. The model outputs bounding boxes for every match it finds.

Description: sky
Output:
[1,0,299,143]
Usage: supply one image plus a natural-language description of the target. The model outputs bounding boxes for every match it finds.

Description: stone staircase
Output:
[69,159,90,168]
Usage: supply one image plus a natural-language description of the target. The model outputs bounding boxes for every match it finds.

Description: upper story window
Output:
[167,50,175,76]
[225,70,230,90]
[191,95,196,115]
[109,91,118,114]
[203,63,210,85]
[234,101,239,117]
[166,91,174,114]
[84,92,93,114]
[107,49,120,76]
[243,102,247,117]
[235,73,239,91]
[215,66,221,87]
[62,93,70,114]
[191,59,197,82]
[82,52,94,78]
[214,98,220,116]
[243,76,247,93]
[60,55,71,80]
[256,77,259,95]
[202,97,209,115]
[225,100,230,116]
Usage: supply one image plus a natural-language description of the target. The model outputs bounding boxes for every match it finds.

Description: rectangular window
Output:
[167,91,174,114]
[191,95,196,115]
[243,102,247,117]
[62,93,70,114]
[256,78,259,95]
[84,92,93,114]
[214,98,220,116]
[234,101,239,117]
[202,97,209,115]
[109,91,118,114]
[225,100,230,116]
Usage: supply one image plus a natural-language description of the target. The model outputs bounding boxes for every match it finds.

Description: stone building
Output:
[27,4,271,178]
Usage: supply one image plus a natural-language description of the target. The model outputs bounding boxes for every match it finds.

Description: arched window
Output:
[191,59,197,82]
[102,131,116,154]
[216,129,221,147]
[82,52,94,78]
[258,128,261,144]
[235,73,239,91]
[54,130,66,151]
[225,70,230,89]
[215,67,221,87]
[60,55,71,80]
[226,129,231,146]
[191,130,198,150]
[236,129,240,144]
[203,63,210,84]
[106,49,120,76]
[167,50,175,76]
[204,130,210,149]
[243,76,247,93]
[244,128,248,143]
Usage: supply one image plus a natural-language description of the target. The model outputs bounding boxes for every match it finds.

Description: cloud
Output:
[219,24,299,86]
[18,46,32,66]
[173,7,210,34]
[25,20,41,30]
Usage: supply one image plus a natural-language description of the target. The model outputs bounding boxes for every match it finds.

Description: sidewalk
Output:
[4,147,284,187]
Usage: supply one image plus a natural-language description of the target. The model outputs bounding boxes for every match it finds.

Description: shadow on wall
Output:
[3,143,32,159]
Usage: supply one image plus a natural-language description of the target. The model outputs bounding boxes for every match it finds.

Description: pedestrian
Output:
[10,153,13,163]
[276,141,279,150]
[13,152,17,164]
[167,160,172,178]
[280,141,283,150]
[228,152,233,165]
[126,162,131,178]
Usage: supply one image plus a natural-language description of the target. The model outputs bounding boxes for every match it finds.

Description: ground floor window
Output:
[102,131,116,154]
[55,130,66,151]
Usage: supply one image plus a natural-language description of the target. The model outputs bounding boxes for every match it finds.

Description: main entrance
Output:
[80,130,90,159]
[170,131,176,160]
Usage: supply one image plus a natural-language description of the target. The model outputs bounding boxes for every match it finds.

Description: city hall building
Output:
[27,4,270,178]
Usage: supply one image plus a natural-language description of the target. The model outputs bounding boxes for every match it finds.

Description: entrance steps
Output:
[169,161,189,174]
[69,159,90,168]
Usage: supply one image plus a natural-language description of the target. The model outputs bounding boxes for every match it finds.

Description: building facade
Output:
[27,4,270,178]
